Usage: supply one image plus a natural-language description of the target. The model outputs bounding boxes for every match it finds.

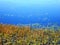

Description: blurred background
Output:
[0,0,60,26]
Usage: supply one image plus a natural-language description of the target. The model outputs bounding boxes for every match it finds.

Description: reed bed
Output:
[0,24,60,45]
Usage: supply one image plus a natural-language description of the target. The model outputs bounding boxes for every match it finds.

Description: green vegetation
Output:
[0,24,60,45]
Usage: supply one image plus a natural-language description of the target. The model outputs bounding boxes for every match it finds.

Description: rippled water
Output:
[0,0,60,26]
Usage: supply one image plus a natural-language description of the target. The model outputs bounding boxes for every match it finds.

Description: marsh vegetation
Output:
[0,24,60,45]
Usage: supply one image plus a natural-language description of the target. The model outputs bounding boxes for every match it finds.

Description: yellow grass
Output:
[0,24,60,45]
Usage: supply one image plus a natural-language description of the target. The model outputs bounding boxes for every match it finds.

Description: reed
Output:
[0,24,60,45]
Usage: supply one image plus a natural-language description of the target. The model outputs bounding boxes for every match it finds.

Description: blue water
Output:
[0,0,60,26]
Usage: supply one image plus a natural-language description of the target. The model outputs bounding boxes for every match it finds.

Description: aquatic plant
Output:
[0,24,60,45]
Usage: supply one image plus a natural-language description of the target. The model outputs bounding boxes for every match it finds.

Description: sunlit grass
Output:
[0,24,60,45]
